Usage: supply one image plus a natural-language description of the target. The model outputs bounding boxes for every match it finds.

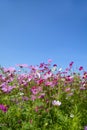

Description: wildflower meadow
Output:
[0,60,87,130]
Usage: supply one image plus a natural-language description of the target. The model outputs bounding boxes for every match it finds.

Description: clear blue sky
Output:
[0,0,87,70]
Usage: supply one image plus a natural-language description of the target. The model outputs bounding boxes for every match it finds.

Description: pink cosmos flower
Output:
[39,63,44,68]
[38,93,45,99]
[3,67,16,73]
[48,59,52,63]
[35,106,39,112]
[36,79,44,85]
[43,72,52,79]
[80,86,86,90]
[83,72,87,79]
[31,95,36,101]
[66,68,70,72]
[31,86,38,95]
[22,96,29,101]
[45,81,53,86]
[31,86,42,95]
[16,64,29,68]
[65,76,73,82]
[65,87,71,92]
[1,85,16,93]
[84,126,87,130]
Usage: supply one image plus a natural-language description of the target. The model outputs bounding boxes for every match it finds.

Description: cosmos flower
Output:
[3,67,16,73]
[16,64,29,68]
[79,66,83,71]
[84,126,87,130]
[0,104,8,112]
[1,85,16,93]
[52,100,61,106]
[31,86,42,95]
[69,61,74,68]
[48,59,52,63]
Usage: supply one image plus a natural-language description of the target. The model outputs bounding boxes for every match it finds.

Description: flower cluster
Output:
[0,60,87,129]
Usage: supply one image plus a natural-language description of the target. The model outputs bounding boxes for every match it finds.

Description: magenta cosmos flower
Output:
[0,104,8,112]
[79,66,83,71]
[69,61,74,68]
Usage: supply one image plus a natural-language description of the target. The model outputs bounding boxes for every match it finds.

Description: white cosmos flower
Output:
[52,100,61,106]
[18,92,24,96]
[70,114,74,118]
[36,71,40,78]
[51,66,57,72]
[58,68,62,71]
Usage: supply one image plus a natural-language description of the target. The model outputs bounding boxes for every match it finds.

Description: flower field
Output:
[0,60,87,130]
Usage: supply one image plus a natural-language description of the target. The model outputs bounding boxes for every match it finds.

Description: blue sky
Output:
[0,0,87,70]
